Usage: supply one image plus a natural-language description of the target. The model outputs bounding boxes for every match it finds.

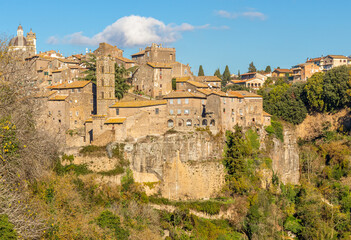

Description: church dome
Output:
[9,36,27,47]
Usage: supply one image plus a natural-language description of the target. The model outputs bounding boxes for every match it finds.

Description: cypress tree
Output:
[198,65,205,76]
[214,68,222,79]
[265,65,272,73]
[222,65,231,87]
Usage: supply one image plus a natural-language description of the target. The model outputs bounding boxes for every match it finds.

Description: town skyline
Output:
[1,0,351,75]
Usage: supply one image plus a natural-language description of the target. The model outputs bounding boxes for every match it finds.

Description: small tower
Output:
[26,28,37,55]
[17,24,23,37]
[96,56,115,115]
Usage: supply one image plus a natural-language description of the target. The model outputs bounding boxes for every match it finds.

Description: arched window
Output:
[202,119,207,126]
[210,119,215,126]
[186,119,192,126]
[167,119,174,128]
[178,119,184,127]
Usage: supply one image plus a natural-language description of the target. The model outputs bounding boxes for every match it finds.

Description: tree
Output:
[81,54,97,83]
[198,65,204,76]
[172,78,176,90]
[248,62,257,73]
[222,65,231,87]
[214,68,222,79]
[322,65,351,112]
[238,70,241,79]
[265,66,272,73]
[304,72,325,112]
[114,64,130,100]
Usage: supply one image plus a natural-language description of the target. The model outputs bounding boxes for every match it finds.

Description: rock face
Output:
[123,132,225,200]
[270,125,300,184]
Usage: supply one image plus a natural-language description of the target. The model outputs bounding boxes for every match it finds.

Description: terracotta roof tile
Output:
[175,76,191,82]
[111,100,167,108]
[234,91,262,98]
[131,50,145,56]
[49,81,91,89]
[163,91,206,99]
[105,118,126,124]
[263,111,272,116]
[186,80,208,88]
[194,76,221,82]
[48,95,68,101]
[327,55,349,59]
[116,56,135,63]
[273,69,292,73]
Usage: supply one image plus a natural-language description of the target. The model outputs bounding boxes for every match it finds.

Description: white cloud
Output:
[215,10,267,21]
[48,15,217,47]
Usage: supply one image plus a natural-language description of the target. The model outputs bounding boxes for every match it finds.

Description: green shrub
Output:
[96,210,129,239]
[79,145,106,156]
[246,129,260,150]
[54,159,92,176]
[98,165,125,176]
[265,120,284,142]
[0,215,17,240]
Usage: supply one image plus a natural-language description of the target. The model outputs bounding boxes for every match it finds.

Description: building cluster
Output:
[229,55,351,89]
[10,25,271,147]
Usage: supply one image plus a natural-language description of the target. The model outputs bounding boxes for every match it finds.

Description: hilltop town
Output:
[9,25,350,150]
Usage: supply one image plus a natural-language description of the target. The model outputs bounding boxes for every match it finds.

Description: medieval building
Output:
[9,25,36,56]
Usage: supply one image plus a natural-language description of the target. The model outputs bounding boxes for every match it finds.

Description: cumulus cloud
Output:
[48,15,217,47]
[215,10,267,21]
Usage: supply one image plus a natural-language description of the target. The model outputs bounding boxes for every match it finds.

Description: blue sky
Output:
[1,0,350,75]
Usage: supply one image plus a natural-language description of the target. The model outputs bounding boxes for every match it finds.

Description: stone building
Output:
[272,69,292,78]
[132,44,193,98]
[9,25,36,56]
[94,42,123,58]
[291,62,320,81]
[320,55,349,71]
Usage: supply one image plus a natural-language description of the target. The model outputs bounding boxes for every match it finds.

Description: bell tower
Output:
[96,56,115,115]
[26,28,37,55]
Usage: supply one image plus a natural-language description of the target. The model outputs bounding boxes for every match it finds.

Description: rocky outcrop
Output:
[270,125,300,184]
[123,132,225,200]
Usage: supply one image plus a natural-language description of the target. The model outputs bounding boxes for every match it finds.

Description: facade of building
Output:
[272,69,292,78]
[320,55,349,71]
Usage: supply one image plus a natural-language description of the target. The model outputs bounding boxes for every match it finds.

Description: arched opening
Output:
[167,119,174,128]
[210,119,215,126]
[186,119,192,126]
[202,119,207,126]
[178,119,184,127]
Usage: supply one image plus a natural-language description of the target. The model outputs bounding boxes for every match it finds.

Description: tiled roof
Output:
[105,118,126,124]
[240,72,257,76]
[196,89,243,98]
[116,56,135,63]
[273,69,291,73]
[326,55,349,59]
[110,100,167,108]
[175,76,191,82]
[48,95,68,101]
[85,118,93,123]
[186,80,208,88]
[263,111,272,116]
[195,88,213,96]
[307,57,321,62]
[147,62,172,69]
[232,78,264,84]
[195,76,221,82]
[163,91,206,99]
[131,50,145,56]
[234,91,262,98]
[49,80,91,89]
[52,69,63,73]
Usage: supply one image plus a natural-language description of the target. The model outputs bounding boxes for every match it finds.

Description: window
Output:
[210,119,215,126]
[177,99,181,104]
[74,120,77,124]
[202,100,205,105]
[239,109,243,115]
[116,108,119,115]
[186,119,192,126]
[48,111,51,116]
[239,99,243,103]
[160,84,162,88]
[70,111,72,117]
[184,109,189,115]
[223,108,226,113]
[76,111,79,116]
[155,108,159,114]
[231,98,234,102]
[181,83,184,86]
[168,119,174,128]
[58,110,61,115]
[78,89,81,93]
[170,109,174,115]
[202,119,207,126]
[170,99,174,104]
[231,109,234,115]
[185,99,189,104]
[177,109,181,115]
[223,98,226,104]
[71,89,74,93]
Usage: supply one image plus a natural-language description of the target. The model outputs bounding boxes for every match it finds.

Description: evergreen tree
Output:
[238,70,241,79]
[265,65,272,73]
[248,62,257,73]
[214,68,222,79]
[198,65,205,76]
[81,53,97,83]
[222,65,231,87]
[114,64,130,100]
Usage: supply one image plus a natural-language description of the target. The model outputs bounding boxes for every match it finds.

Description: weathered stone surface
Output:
[270,125,300,184]
[124,132,225,200]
